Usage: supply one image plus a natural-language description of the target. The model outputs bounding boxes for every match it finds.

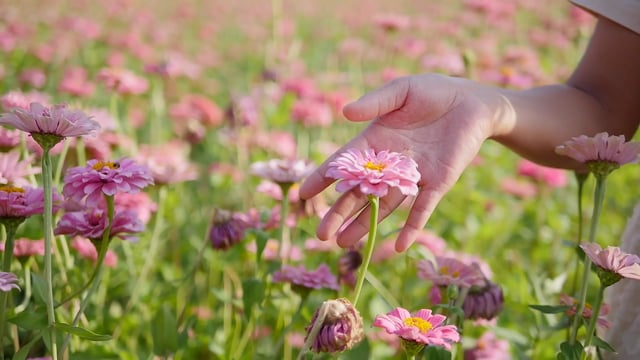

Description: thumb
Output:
[342,77,410,122]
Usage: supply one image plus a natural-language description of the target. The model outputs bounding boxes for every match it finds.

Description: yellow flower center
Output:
[439,266,460,278]
[363,161,386,172]
[403,317,432,333]
[92,161,120,171]
[0,185,25,193]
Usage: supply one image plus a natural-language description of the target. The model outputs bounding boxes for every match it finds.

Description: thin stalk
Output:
[582,284,605,358]
[352,195,379,307]
[279,184,292,264]
[42,148,59,360]
[296,301,329,360]
[570,173,587,296]
[569,176,606,345]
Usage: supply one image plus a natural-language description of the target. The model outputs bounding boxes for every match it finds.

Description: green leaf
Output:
[242,278,266,319]
[422,345,452,360]
[8,307,48,330]
[528,304,571,314]
[31,273,47,305]
[12,332,42,360]
[592,335,616,352]
[343,338,370,359]
[558,341,583,360]
[248,229,269,264]
[151,304,179,356]
[54,322,112,341]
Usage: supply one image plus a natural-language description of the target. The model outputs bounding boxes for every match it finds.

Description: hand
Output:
[299,74,503,252]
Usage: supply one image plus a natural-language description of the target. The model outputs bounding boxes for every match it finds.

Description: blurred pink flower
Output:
[417,256,485,288]
[1,238,45,258]
[114,192,157,225]
[464,331,510,360]
[0,272,19,292]
[62,158,154,205]
[0,127,22,150]
[246,238,303,262]
[517,159,567,187]
[580,242,640,285]
[135,141,199,185]
[326,148,420,198]
[0,150,40,186]
[251,158,315,185]
[272,263,339,291]
[500,177,537,199]
[55,206,144,242]
[97,67,149,95]
[0,102,100,138]
[18,68,46,88]
[145,52,202,79]
[555,132,640,165]
[373,307,460,350]
[256,180,300,202]
[250,131,297,158]
[58,67,96,98]
[169,95,224,143]
[559,294,611,330]
[373,13,411,32]
[70,237,118,268]
[290,98,333,128]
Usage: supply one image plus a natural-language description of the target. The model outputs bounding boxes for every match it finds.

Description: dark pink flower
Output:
[326,148,420,198]
[272,264,339,291]
[417,256,485,288]
[373,307,460,350]
[0,271,19,292]
[62,158,154,205]
[208,209,249,250]
[54,206,144,242]
[462,280,504,320]
[0,185,53,218]
[0,102,100,138]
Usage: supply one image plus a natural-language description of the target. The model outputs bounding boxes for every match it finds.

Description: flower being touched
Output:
[325,148,420,197]
[0,102,100,149]
[373,307,460,351]
[555,132,640,177]
[0,271,20,292]
[580,242,640,287]
[250,158,315,186]
[63,158,154,205]
[304,298,364,353]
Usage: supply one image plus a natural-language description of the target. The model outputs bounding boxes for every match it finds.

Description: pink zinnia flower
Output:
[290,97,333,128]
[464,331,510,360]
[1,238,45,259]
[373,307,460,350]
[417,256,485,288]
[517,159,567,188]
[134,142,199,185]
[326,148,420,198]
[62,158,154,205]
[54,206,144,242]
[0,271,19,292]
[58,66,96,98]
[250,158,315,186]
[0,185,51,218]
[555,132,640,176]
[97,67,149,95]
[70,236,118,268]
[0,127,22,150]
[272,263,339,291]
[0,150,40,187]
[580,242,640,286]
[0,102,100,138]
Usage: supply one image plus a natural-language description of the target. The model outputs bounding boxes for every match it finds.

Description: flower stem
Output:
[42,148,58,360]
[582,284,605,358]
[297,301,330,360]
[279,183,291,264]
[352,195,379,307]
[569,176,606,345]
[0,221,19,360]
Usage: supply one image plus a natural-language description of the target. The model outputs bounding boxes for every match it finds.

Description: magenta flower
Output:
[0,185,56,219]
[326,148,420,198]
[373,307,460,350]
[208,209,249,251]
[0,102,100,138]
[580,242,640,286]
[62,158,154,205]
[272,264,340,291]
[417,256,485,288]
[54,206,144,242]
[0,271,19,292]
[555,132,640,177]
[0,150,40,187]
[305,298,364,353]
[250,158,315,186]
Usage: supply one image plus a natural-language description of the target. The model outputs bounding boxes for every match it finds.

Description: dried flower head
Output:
[462,279,504,320]
[304,298,364,353]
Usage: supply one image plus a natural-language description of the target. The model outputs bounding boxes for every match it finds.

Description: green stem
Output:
[570,173,587,295]
[279,184,291,264]
[297,301,329,360]
[0,222,20,360]
[58,195,115,357]
[352,195,379,307]
[569,176,606,345]
[582,284,605,358]
[42,148,58,360]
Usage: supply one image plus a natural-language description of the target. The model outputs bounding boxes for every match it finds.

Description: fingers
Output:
[394,188,445,252]
[334,188,408,248]
[316,190,369,241]
[342,77,410,122]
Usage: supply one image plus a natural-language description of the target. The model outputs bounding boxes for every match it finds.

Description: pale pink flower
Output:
[169,94,223,143]
[250,131,297,158]
[464,331,510,360]
[250,158,315,185]
[290,98,333,128]
[373,13,411,32]
[0,102,100,138]
[272,264,339,291]
[145,52,202,79]
[58,66,96,98]
[0,272,19,292]
[500,177,537,199]
[0,150,40,186]
[555,132,640,165]
[0,91,50,111]
[114,192,157,225]
[0,127,22,150]
[70,237,118,268]
[18,68,46,88]
[134,141,199,185]
[256,180,300,202]
[97,67,149,95]
[373,307,460,350]
[62,158,154,205]
[326,148,420,198]
[517,159,567,188]
[1,238,45,258]
[417,256,485,288]
[580,242,640,285]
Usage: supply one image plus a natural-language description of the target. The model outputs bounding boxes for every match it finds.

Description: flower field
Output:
[1,0,639,359]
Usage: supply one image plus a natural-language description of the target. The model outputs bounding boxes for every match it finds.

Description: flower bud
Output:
[462,280,504,321]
